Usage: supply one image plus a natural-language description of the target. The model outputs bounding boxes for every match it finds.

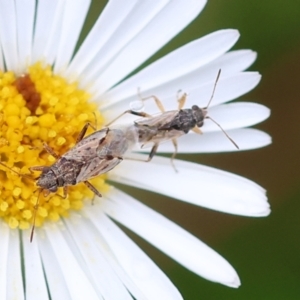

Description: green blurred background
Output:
[86,1,300,299]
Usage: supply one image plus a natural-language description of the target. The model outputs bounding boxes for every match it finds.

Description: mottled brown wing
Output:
[76,156,122,183]
[63,129,107,161]
[140,128,185,147]
[135,110,178,128]
[135,110,185,145]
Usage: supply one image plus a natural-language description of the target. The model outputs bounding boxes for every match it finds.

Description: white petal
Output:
[104,49,257,115]
[32,0,60,63]
[102,189,240,287]
[0,223,9,299]
[0,0,18,71]
[90,0,207,95]
[145,51,259,109]
[22,232,49,299]
[85,207,184,299]
[103,29,240,107]
[70,213,147,300]
[37,230,72,300]
[156,72,262,112]
[102,72,261,124]
[150,72,261,114]
[54,0,91,73]
[0,44,4,70]
[43,223,101,300]
[109,154,270,216]
[7,230,24,300]
[206,49,257,74]
[66,0,138,79]
[40,0,66,65]
[69,0,169,85]
[63,214,133,300]
[203,102,270,132]
[135,128,271,153]
[15,0,35,72]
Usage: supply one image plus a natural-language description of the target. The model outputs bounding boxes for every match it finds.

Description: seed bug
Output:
[0,122,134,241]
[107,69,238,170]
[28,122,136,240]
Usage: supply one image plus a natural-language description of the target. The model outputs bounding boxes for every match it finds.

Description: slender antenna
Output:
[205,69,221,109]
[0,161,33,179]
[206,116,239,149]
[30,189,41,242]
[0,161,21,176]
[202,69,239,149]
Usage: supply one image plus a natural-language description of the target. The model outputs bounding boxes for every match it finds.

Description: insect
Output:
[32,124,130,198]
[0,122,135,241]
[107,69,238,170]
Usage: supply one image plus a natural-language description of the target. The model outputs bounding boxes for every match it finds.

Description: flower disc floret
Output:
[0,63,109,230]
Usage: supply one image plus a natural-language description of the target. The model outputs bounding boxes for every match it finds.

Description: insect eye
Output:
[197,121,204,127]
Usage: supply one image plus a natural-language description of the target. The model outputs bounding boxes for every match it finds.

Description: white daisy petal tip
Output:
[101,189,243,289]
[257,207,271,217]
[216,264,241,288]
[225,275,241,288]
[248,50,257,61]
[220,28,241,45]
[110,155,271,218]
[222,28,240,39]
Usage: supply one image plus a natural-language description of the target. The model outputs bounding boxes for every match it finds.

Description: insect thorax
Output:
[37,157,84,191]
[160,106,206,134]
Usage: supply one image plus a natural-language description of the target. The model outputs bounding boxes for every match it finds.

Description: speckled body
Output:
[36,105,207,192]
[36,127,132,193]
[133,105,207,146]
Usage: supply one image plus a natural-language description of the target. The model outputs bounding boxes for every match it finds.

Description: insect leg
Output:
[177,91,187,110]
[170,138,178,172]
[62,186,68,199]
[43,143,60,159]
[124,142,159,163]
[192,126,203,134]
[105,110,152,127]
[83,181,102,198]
[29,165,47,172]
[147,143,159,162]
[76,122,97,144]
[137,88,165,112]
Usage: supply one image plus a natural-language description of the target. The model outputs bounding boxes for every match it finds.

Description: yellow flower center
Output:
[0,62,109,230]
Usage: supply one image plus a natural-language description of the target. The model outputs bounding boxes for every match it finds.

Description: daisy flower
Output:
[0,0,271,299]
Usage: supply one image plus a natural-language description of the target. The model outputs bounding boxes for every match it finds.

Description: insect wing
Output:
[76,156,122,182]
[135,110,178,128]
[135,110,185,145]
[63,129,108,161]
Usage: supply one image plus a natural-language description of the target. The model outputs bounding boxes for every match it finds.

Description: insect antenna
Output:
[204,69,239,149]
[30,189,42,242]
[204,69,222,109]
[30,189,49,243]
[205,116,239,149]
[0,161,33,180]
